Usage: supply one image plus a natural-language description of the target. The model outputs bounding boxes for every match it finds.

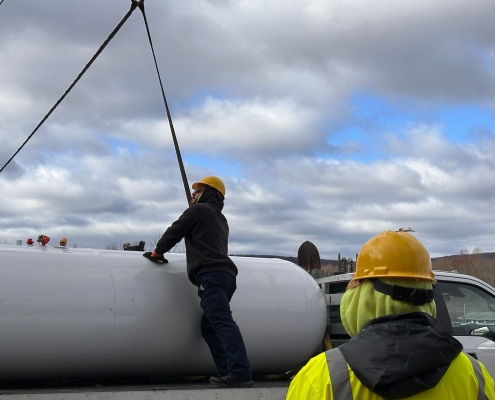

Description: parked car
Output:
[315,270,495,376]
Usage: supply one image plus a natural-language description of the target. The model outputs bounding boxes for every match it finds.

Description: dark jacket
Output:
[339,312,463,399]
[155,187,238,285]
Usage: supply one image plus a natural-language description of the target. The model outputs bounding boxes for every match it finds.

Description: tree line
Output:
[432,249,495,287]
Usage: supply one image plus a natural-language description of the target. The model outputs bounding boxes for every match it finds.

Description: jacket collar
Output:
[339,312,462,399]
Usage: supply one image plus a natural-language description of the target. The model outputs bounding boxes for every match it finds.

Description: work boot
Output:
[209,374,254,388]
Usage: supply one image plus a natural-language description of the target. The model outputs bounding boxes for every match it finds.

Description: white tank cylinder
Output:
[0,245,327,381]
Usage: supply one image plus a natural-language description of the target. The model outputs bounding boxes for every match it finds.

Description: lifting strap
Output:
[0,1,142,174]
[137,2,191,205]
[1,0,192,205]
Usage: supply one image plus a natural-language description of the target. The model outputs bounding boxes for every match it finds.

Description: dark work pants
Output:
[197,271,252,381]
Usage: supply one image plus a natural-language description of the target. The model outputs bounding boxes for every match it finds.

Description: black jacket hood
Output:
[195,186,224,210]
[339,312,463,399]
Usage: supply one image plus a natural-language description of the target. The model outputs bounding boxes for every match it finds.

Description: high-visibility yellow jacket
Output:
[286,349,495,400]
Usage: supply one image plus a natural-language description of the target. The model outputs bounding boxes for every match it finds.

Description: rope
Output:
[137,3,192,205]
[0,0,142,174]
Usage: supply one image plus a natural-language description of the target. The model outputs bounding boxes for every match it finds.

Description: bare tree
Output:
[105,241,121,250]
[146,233,185,253]
[147,232,163,252]
[433,249,495,287]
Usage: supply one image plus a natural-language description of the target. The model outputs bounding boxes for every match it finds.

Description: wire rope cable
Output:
[0,0,142,174]
[137,2,191,205]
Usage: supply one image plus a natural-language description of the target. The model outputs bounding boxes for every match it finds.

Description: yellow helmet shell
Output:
[353,231,435,282]
[192,176,225,197]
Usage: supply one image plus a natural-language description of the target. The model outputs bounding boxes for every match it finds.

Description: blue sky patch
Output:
[327,92,495,162]
[184,153,242,178]
[184,87,229,109]
[103,137,142,155]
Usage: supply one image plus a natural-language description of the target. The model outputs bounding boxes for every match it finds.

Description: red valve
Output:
[37,235,50,246]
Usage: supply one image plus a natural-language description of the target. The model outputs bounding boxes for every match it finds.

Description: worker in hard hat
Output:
[286,231,495,400]
[143,176,253,388]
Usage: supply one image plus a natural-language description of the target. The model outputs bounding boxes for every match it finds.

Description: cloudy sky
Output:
[1,0,495,259]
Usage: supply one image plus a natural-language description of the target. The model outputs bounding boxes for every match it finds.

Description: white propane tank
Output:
[0,244,327,381]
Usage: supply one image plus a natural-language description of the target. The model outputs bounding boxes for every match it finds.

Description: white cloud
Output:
[175,97,321,153]
[1,0,495,261]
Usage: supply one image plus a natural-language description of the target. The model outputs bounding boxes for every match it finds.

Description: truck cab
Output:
[315,270,495,376]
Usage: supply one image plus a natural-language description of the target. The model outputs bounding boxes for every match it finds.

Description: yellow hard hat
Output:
[353,231,435,282]
[192,176,225,197]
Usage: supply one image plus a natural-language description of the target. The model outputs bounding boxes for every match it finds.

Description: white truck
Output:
[315,270,495,376]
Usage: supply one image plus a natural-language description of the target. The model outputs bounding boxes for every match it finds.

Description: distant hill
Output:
[231,254,340,274]
[431,252,495,287]
[234,252,495,287]
[432,252,495,261]
[233,253,336,265]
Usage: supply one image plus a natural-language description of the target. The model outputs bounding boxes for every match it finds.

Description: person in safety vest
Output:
[142,176,253,388]
[286,231,495,400]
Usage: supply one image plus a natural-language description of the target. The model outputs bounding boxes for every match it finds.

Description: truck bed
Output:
[1,378,290,400]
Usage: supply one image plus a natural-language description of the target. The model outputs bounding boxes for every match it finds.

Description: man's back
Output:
[287,349,495,400]
[286,232,495,400]
[154,186,237,284]
[184,198,236,284]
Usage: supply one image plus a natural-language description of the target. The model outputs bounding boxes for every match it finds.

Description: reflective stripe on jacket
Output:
[286,349,495,400]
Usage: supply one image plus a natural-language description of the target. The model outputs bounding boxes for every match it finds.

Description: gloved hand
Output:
[143,251,168,263]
